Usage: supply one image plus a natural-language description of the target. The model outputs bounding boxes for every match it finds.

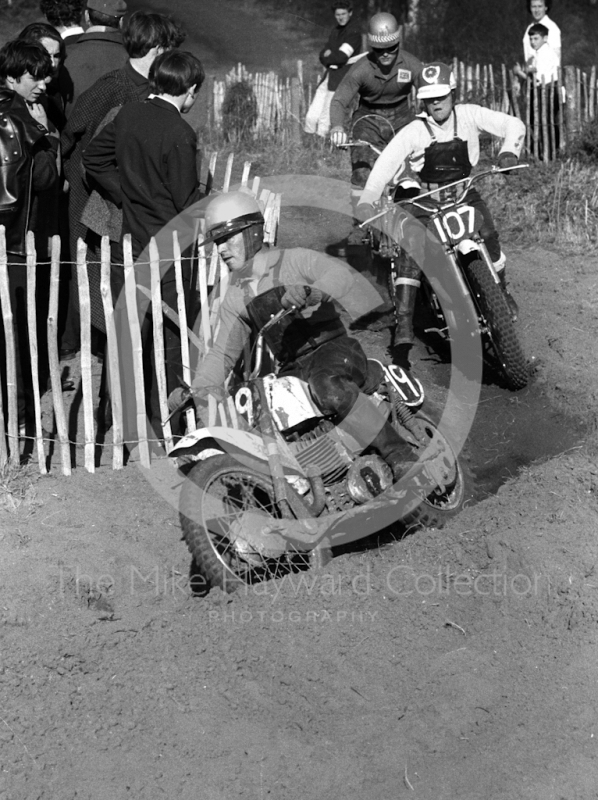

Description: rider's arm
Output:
[191,289,251,399]
[329,59,365,131]
[468,105,526,160]
[359,121,425,207]
[280,248,354,302]
[320,27,362,68]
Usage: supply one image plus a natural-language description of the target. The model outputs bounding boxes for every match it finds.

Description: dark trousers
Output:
[0,258,50,424]
[281,335,409,463]
[350,105,414,189]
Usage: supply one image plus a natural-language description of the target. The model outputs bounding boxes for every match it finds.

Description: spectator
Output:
[83,50,205,444]
[0,40,59,432]
[63,0,129,116]
[59,11,185,358]
[328,12,422,256]
[304,1,362,139]
[515,22,561,158]
[523,0,561,65]
[17,22,67,131]
[39,0,85,45]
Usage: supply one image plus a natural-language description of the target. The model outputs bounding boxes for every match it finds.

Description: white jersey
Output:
[523,14,561,64]
[360,104,526,206]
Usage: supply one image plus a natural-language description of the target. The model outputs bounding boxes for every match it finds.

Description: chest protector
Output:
[244,252,345,366]
[418,110,473,185]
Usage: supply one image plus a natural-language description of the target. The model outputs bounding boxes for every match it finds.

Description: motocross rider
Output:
[357,61,526,348]
[328,11,423,257]
[176,191,414,480]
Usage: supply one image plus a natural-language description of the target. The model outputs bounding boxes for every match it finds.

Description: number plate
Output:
[433,204,484,245]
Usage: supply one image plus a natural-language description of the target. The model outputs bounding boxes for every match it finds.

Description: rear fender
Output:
[169,426,303,472]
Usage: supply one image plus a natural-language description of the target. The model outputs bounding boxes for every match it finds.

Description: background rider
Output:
[357,62,525,351]
[328,11,422,257]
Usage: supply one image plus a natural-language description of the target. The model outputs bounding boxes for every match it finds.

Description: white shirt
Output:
[360,104,526,206]
[523,14,561,64]
[60,25,85,39]
[529,42,560,85]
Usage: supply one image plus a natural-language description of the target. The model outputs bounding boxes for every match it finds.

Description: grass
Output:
[202,124,598,252]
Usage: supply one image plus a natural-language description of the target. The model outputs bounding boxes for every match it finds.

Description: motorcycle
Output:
[361,166,530,390]
[168,308,466,593]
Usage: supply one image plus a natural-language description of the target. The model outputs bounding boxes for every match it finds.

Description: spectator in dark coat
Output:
[0,41,59,431]
[83,50,205,446]
[64,0,129,116]
[59,11,185,354]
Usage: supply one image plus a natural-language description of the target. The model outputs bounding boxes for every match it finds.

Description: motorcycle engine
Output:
[346,455,393,504]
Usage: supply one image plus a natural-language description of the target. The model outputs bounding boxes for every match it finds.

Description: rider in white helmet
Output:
[173,191,417,479]
[328,12,423,257]
[357,61,525,350]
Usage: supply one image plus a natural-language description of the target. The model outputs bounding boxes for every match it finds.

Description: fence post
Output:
[564,65,580,143]
[0,227,19,465]
[26,233,46,474]
[290,76,302,144]
[76,238,95,472]
[47,235,71,475]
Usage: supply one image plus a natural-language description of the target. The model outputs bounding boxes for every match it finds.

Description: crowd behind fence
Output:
[0,153,281,476]
[210,59,598,161]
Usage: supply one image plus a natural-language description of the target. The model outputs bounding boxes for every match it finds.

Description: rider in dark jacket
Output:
[184,191,413,479]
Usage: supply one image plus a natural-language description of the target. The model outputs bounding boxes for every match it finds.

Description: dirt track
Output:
[1,228,597,798]
[2,2,598,797]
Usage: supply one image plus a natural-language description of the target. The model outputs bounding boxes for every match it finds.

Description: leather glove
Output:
[330,127,348,148]
[167,386,193,414]
[281,284,324,310]
[497,152,518,172]
[356,202,377,224]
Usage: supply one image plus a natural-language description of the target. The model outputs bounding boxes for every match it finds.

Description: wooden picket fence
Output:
[0,153,281,475]
[211,57,598,161]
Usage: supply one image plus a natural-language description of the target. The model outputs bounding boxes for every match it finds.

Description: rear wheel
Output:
[391,410,467,528]
[179,454,297,593]
[465,259,528,390]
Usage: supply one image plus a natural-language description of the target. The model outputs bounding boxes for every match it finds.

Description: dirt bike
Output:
[361,166,530,391]
[168,308,466,593]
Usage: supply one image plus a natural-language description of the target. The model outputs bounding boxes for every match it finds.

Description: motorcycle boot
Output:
[494,252,519,321]
[392,279,420,345]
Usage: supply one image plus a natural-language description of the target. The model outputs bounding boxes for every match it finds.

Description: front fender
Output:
[169,426,303,473]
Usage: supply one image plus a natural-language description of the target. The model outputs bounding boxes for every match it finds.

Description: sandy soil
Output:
[1,225,597,799]
[2,2,598,797]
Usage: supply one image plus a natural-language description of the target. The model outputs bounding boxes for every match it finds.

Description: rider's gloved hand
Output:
[497,151,518,172]
[355,201,376,224]
[281,284,324,310]
[167,386,193,414]
[330,127,348,148]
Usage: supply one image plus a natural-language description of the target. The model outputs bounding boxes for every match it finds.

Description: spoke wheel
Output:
[180,454,297,593]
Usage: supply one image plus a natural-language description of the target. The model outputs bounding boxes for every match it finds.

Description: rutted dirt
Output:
[1,227,597,798]
[2,2,598,797]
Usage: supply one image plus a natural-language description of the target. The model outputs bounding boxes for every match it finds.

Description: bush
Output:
[565,119,598,164]
[221,81,259,143]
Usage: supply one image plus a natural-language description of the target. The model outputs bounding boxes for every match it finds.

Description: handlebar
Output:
[359,164,529,227]
[338,138,383,156]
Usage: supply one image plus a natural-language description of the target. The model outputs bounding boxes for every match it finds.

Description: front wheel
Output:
[179,454,301,593]
[465,259,528,390]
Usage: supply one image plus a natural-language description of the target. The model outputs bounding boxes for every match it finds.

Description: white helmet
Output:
[416,62,457,99]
